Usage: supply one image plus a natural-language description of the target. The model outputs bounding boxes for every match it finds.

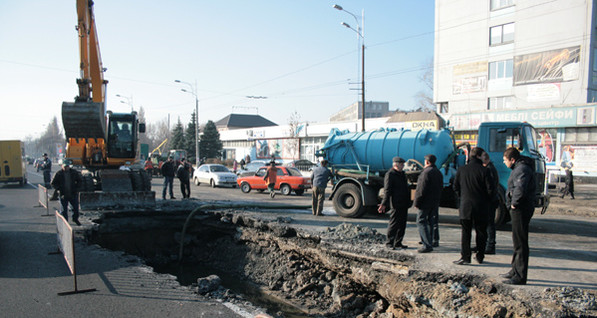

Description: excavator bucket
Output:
[62,101,106,139]
[80,170,156,210]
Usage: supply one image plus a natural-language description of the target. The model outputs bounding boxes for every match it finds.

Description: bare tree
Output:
[414,58,436,112]
[287,111,301,161]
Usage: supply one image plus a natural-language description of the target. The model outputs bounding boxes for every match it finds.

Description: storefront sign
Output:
[450,105,597,130]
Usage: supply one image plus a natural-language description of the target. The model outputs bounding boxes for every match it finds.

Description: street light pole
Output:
[174,80,200,165]
[115,94,133,112]
[334,4,366,132]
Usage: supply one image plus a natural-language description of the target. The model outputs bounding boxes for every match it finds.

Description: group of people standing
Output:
[160,156,192,199]
[379,146,536,286]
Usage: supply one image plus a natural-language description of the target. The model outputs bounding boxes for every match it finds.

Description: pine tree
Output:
[170,118,185,150]
[199,120,222,160]
[184,110,197,163]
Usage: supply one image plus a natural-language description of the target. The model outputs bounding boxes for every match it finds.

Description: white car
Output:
[193,164,237,188]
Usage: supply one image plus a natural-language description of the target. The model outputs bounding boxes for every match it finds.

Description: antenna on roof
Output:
[232,106,259,114]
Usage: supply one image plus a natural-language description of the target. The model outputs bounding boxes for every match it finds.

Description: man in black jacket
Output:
[414,154,443,253]
[51,159,83,226]
[501,147,536,285]
[453,147,494,265]
[161,156,176,200]
[378,156,411,249]
[176,158,192,199]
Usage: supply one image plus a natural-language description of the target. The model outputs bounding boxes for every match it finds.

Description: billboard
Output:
[513,46,580,85]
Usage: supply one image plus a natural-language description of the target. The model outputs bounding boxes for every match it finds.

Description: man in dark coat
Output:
[501,147,536,285]
[561,167,575,199]
[161,156,176,200]
[41,153,52,186]
[51,159,83,226]
[453,147,494,265]
[176,157,192,199]
[414,154,443,253]
[481,151,500,254]
[378,156,411,249]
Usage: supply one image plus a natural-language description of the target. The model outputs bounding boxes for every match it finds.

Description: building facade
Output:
[329,101,391,122]
[434,0,597,177]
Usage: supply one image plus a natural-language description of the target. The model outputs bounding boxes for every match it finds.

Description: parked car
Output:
[237,166,311,196]
[193,164,237,188]
[285,159,316,172]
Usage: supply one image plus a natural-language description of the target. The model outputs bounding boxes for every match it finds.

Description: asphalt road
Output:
[0,166,254,318]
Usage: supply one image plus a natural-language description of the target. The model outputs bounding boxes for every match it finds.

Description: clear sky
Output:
[0,0,435,140]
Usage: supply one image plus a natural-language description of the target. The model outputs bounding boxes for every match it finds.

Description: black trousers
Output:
[510,208,533,282]
[460,216,488,261]
[387,206,408,246]
[179,179,190,198]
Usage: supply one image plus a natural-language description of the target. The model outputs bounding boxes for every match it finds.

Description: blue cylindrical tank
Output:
[319,128,455,173]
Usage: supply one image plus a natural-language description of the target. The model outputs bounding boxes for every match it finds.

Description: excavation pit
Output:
[84,206,597,318]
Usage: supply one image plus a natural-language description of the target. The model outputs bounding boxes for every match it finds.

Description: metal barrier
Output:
[53,211,96,296]
[37,184,50,216]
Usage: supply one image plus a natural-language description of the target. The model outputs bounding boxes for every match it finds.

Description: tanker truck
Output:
[317,121,549,225]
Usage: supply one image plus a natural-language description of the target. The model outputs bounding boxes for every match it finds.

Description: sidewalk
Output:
[0,184,255,318]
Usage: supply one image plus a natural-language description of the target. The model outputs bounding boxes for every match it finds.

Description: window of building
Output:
[564,127,597,143]
[490,23,514,46]
[490,0,514,11]
[439,102,448,114]
[487,96,514,110]
[489,59,513,80]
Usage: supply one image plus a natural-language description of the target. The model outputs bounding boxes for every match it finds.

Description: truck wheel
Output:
[332,183,366,218]
[241,182,251,193]
[280,184,292,196]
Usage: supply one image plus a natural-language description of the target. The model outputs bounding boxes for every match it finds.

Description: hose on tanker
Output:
[178,203,311,262]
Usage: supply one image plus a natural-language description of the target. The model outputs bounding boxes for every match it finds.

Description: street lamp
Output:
[334,4,366,132]
[115,94,133,112]
[174,79,200,164]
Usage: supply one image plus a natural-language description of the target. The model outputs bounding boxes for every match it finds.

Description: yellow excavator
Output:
[62,0,155,209]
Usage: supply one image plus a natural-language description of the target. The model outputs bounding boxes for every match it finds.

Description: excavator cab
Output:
[106,112,141,161]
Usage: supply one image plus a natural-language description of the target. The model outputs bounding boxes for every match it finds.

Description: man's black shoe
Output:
[395,244,408,249]
[475,253,484,264]
[503,278,526,285]
[485,248,496,255]
[171,197,176,199]
[73,219,82,226]
[453,258,470,265]
[417,247,433,253]
[499,272,514,279]
[385,242,394,248]
[432,242,439,247]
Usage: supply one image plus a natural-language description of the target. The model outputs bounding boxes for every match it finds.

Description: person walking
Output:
[452,147,494,265]
[51,159,82,226]
[263,161,278,198]
[561,167,575,199]
[378,156,411,249]
[414,154,443,253]
[481,151,500,254]
[176,157,192,199]
[161,156,176,200]
[310,159,333,216]
[501,147,536,285]
[41,153,52,186]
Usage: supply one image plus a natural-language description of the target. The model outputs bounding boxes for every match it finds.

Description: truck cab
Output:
[477,122,548,224]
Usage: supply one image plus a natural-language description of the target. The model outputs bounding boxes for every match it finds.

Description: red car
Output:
[237,166,311,196]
